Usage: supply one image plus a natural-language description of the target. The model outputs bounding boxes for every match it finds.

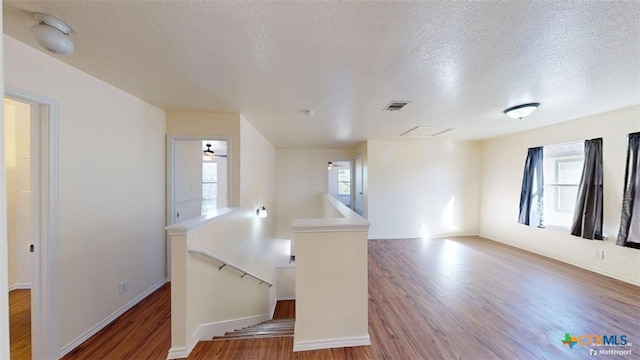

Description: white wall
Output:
[275,148,354,241]
[275,266,295,300]
[4,98,32,288]
[240,115,277,237]
[292,194,370,351]
[480,106,640,285]
[186,210,282,335]
[367,140,480,239]
[4,35,167,351]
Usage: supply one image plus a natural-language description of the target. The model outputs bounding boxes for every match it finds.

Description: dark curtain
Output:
[617,132,640,249]
[518,147,544,227]
[571,138,604,240]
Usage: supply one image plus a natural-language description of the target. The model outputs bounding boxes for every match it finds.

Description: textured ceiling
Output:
[3,1,640,148]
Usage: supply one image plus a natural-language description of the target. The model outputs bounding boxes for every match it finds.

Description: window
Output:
[202,161,217,214]
[338,169,351,195]
[543,141,584,228]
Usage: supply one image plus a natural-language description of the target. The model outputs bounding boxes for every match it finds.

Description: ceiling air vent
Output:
[384,101,410,111]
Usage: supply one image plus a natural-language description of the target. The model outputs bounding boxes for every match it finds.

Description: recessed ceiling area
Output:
[3,2,639,148]
[400,127,453,137]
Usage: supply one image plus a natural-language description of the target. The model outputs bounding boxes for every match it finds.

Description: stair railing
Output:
[188,247,273,287]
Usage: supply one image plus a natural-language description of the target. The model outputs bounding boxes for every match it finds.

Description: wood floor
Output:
[64,237,640,359]
[62,283,171,360]
[272,299,295,319]
[9,289,31,360]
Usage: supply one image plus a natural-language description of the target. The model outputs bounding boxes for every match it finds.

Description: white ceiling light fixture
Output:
[503,102,540,119]
[304,109,315,116]
[31,13,74,55]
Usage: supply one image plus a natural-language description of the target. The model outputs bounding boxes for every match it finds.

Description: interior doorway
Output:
[354,153,364,216]
[4,97,33,360]
[4,88,58,360]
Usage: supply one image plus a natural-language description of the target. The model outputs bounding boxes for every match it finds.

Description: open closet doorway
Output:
[327,160,352,208]
[5,97,33,360]
[4,89,58,360]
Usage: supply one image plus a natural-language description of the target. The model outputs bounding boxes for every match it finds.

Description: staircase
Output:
[211,318,294,341]
[211,300,295,341]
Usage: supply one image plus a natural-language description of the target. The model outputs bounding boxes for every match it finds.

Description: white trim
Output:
[270,296,278,318]
[291,221,370,233]
[277,296,296,301]
[166,342,198,360]
[293,335,371,352]
[8,283,31,291]
[167,312,271,360]
[165,207,237,235]
[589,268,640,287]
[367,232,478,240]
[292,193,370,233]
[5,86,60,360]
[0,23,7,359]
[59,279,167,358]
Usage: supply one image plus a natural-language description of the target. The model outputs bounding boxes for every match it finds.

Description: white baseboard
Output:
[9,283,31,291]
[277,296,296,301]
[293,335,371,352]
[167,312,272,359]
[367,233,477,240]
[59,279,167,358]
[166,342,198,360]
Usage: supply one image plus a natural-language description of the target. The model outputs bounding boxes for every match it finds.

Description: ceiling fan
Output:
[327,161,343,170]
[203,143,227,158]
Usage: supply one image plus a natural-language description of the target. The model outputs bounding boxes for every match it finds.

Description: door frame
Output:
[5,86,59,359]
[354,153,364,216]
[165,135,230,278]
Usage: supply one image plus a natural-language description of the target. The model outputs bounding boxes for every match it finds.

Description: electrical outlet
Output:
[119,280,129,295]
[593,250,604,260]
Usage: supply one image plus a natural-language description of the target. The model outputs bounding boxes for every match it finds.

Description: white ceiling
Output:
[3,1,640,149]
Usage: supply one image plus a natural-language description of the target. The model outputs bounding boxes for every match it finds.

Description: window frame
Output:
[541,140,585,229]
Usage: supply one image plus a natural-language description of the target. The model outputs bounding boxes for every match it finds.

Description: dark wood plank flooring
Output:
[273,300,295,319]
[63,237,640,359]
[9,289,31,360]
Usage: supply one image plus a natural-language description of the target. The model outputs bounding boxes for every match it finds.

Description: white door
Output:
[354,153,364,216]
[216,157,227,208]
[173,140,203,223]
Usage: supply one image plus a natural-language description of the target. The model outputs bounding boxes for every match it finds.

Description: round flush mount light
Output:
[503,103,540,119]
[304,109,315,116]
[31,13,74,55]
